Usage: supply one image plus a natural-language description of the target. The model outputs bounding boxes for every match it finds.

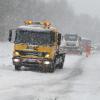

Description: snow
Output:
[18,25,56,32]
[18,25,50,31]
[0,42,100,100]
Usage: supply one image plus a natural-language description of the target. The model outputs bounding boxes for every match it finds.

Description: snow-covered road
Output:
[0,42,100,100]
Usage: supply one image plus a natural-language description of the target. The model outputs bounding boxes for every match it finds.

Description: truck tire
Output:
[49,61,56,73]
[59,54,65,69]
[15,65,21,71]
[59,62,64,69]
[49,66,55,73]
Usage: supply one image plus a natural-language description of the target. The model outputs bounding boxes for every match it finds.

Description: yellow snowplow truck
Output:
[8,20,65,72]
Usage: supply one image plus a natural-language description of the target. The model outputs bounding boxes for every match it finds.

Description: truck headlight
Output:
[44,61,50,65]
[15,52,20,56]
[13,58,20,62]
[45,54,50,58]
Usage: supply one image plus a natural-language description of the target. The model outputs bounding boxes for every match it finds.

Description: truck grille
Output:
[67,43,76,46]
[18,51,46,57]
[23,61,38,65]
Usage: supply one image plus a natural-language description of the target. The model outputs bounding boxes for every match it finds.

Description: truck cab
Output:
[8,20,65,72]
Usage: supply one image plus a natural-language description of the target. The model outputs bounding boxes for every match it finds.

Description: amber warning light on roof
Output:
[24,20,52,28]
[24,20,33,25]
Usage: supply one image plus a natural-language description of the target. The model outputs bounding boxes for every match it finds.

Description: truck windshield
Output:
[15,30,55,45]
[65,35,77,41]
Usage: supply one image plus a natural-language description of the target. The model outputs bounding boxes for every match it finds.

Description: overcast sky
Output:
[68,0,100,18]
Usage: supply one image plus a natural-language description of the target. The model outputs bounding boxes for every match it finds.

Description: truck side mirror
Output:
[58,33,61,45]
[8,30,12,42]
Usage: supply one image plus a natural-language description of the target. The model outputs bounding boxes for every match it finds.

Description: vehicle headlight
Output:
[44,61,50,65]
[15,52,20,56]
[45,54,50,58]
[13,58,20,62]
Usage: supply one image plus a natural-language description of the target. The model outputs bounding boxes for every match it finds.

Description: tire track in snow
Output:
[64,56,85,80]
[51,56,86,96]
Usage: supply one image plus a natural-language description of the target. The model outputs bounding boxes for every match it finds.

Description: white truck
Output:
[64,33,83,55]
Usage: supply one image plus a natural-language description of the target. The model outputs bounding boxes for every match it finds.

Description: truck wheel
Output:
[59,62,64,69]
[15,65,21,71]
[49,62,56,73]
[59,55,65,69]
[49,66,55,73]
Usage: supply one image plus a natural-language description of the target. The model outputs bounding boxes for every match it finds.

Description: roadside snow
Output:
[65,52,100,100]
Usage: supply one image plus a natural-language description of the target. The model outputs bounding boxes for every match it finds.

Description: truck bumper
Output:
[12,57,51,67]
[66,48,82,54]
